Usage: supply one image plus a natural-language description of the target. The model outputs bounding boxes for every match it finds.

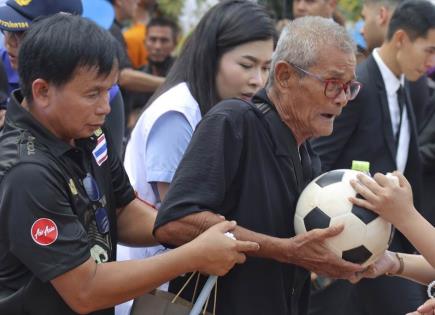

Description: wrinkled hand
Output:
[407,298,435,315]
[287,225,364,279]
[349,171,415,227]
[191,221,259,276]
[0,109,5,129]
[348,251,397,283]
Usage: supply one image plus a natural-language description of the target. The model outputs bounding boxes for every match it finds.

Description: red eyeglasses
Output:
[290,63,362,101]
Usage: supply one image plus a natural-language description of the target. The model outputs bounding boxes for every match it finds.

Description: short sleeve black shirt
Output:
[155,89,317,315]
[0,91,135,314]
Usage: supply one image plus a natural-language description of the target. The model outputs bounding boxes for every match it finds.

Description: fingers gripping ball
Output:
[294,169,394,267]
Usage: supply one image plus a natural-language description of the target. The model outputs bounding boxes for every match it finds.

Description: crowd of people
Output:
[0,0,434,315]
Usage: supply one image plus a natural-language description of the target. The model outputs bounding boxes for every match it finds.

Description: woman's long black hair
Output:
[147,0,277,116]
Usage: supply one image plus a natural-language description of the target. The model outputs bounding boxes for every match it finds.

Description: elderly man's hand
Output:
[0,109,5,129]
[406,298,435,315]
[285,225,364,278]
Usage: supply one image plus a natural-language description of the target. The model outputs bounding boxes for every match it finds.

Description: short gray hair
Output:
[267,16,355,88]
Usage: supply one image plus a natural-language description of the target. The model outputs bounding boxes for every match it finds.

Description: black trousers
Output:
[309,277,426,315]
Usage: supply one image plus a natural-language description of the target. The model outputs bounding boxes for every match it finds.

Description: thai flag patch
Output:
[92,134,108,166]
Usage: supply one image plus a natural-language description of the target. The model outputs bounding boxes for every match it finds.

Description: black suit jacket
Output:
[311,54,422,253]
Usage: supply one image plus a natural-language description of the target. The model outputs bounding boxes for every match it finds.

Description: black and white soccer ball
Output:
[294,169,394,267]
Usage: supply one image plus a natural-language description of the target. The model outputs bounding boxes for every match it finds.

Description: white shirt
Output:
[115,83,202,315]
[372,49,410,173]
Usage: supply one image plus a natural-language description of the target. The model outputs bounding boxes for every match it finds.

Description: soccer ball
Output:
[294,169,393,267]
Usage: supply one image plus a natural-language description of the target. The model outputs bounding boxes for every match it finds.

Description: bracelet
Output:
[386,252,404,276]
[427,280,435,298]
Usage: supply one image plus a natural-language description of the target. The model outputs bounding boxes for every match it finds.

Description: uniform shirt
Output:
[0,90,135,314]
[0,48,19,95]
[154,89,316,315]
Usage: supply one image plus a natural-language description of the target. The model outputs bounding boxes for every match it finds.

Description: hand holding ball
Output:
[294,169,393,267]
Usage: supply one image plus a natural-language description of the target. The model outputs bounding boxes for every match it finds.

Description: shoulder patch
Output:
[31,218,58,246]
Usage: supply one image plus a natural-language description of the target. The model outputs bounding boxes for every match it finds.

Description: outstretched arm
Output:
[155,211,364,279]
[350,172,435,268]
[52,221,259,314]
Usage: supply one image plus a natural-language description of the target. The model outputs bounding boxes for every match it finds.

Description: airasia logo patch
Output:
[31,218,58,246]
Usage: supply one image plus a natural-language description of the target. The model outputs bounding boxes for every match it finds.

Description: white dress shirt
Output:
[373,48,410,173]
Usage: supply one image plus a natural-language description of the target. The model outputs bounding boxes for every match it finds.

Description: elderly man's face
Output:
[285,45,356,140]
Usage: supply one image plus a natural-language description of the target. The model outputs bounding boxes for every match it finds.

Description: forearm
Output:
[118,68,164,92]
[117,199,158,246]
[396,209,435,268]
[397,253,435,285]
[155,211,289,262]
[155,211,224,246]
[53,244,201,313]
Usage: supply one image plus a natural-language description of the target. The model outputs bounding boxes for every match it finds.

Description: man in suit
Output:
[311,1,435,314]
[360,0,430,128]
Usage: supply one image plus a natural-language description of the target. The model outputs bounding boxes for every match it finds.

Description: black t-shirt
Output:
[0,91,135,314]
[154,90,317,315]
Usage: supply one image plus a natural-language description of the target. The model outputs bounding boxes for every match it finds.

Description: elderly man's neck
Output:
[266,87,308,147]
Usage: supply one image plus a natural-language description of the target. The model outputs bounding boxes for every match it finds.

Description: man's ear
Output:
[378,6,391,27]
[274,61,292,91]
[31,78,50,108]
[393,29,407,49]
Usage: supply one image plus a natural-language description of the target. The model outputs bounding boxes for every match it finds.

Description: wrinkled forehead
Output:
[313,50,357,79]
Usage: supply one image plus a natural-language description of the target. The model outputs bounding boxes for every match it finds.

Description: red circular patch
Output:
[31,218,58,246]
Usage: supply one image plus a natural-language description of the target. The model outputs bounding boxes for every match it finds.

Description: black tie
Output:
[396,85,405,146]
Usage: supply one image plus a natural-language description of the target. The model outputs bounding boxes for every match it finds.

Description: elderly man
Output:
[0,14,259,315]
[153,16,363,315]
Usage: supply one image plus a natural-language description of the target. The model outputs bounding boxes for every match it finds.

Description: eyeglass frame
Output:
[288,62,362,101]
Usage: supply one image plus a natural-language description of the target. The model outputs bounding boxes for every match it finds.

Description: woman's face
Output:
[216,39,274,102]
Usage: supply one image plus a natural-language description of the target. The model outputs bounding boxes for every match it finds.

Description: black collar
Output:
[252,89,299,157]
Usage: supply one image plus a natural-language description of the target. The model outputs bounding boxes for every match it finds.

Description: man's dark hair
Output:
[18,13,120,102]
[147,16,179,42]
[147,0,277,116]
[387,0,435,41]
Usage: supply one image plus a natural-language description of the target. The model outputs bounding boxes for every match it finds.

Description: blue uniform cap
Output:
[0,0,83,32]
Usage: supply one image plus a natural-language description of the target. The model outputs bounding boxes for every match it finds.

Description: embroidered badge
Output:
[16,0,32,6]
[92,134,108,166]
[94,128,103,137]
[31,218,58,246]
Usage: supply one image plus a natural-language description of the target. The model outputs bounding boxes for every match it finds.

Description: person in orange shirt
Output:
[124,0,156,69]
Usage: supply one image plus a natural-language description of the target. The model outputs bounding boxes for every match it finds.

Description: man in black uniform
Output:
[154,16,364,315]
[0,14,260,315]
